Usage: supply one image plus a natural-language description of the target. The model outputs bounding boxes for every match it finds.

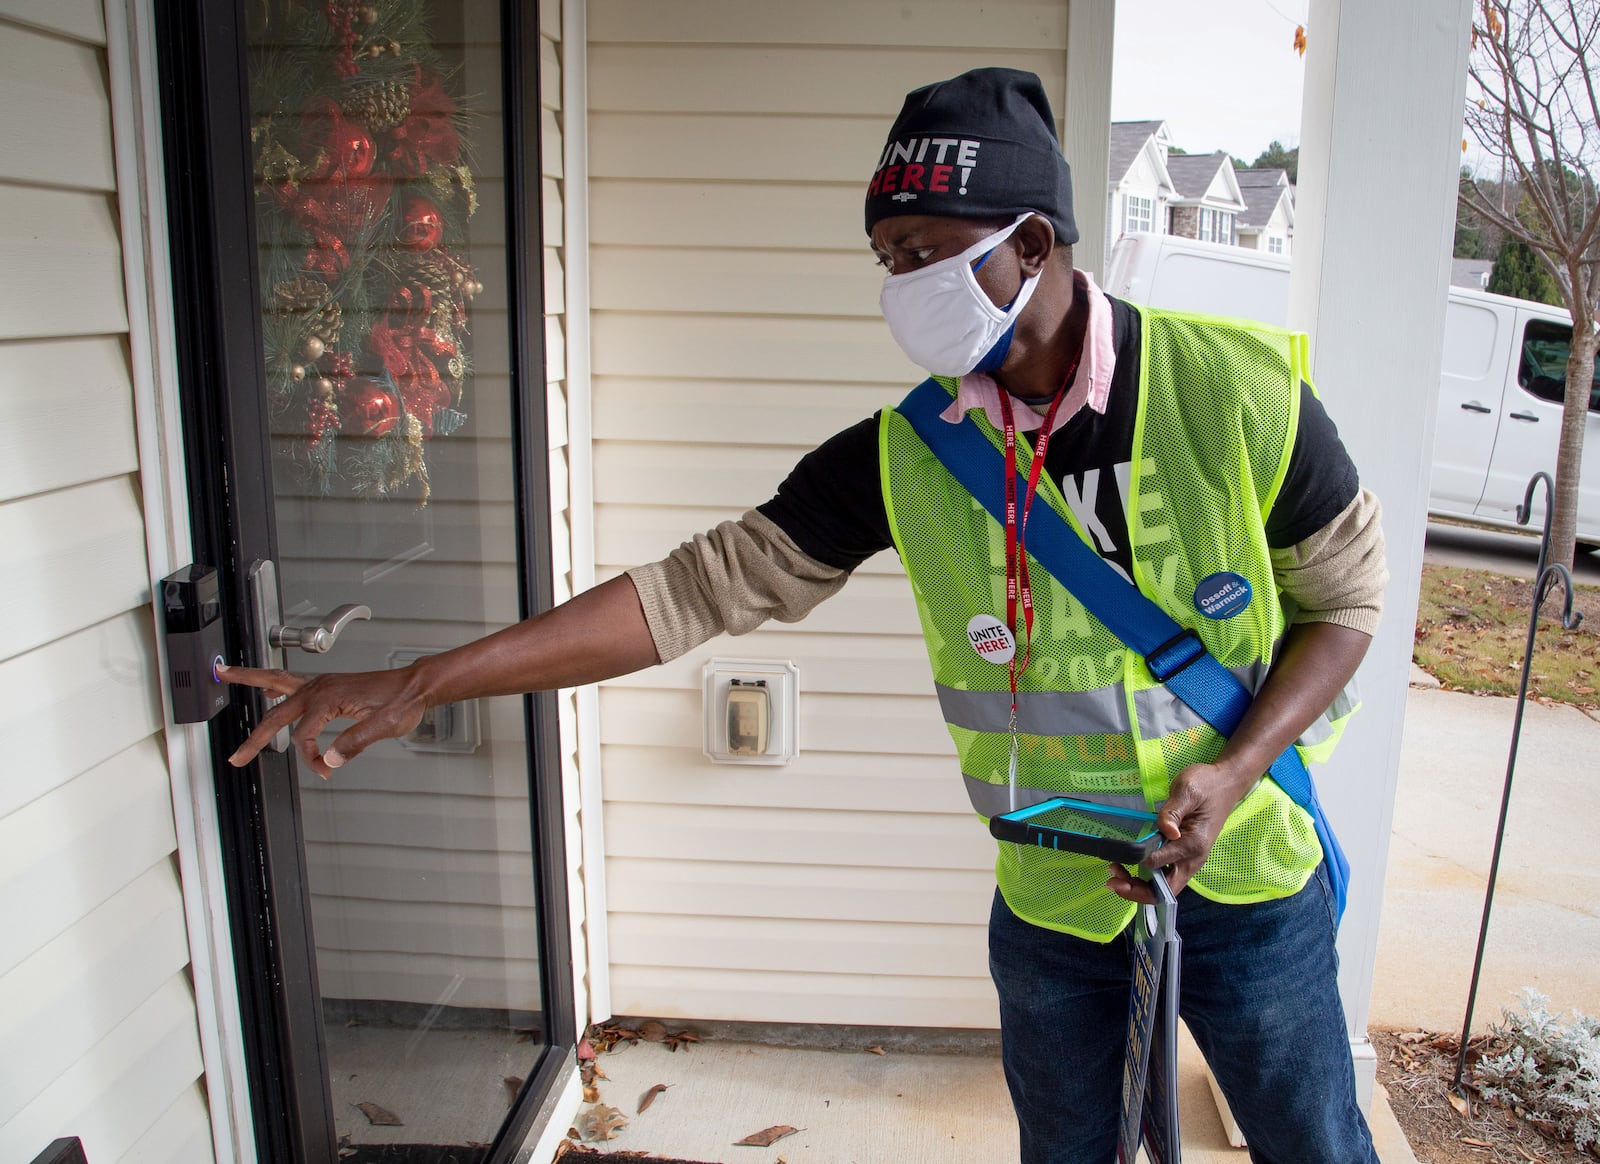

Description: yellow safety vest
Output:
[880,307,1357,940]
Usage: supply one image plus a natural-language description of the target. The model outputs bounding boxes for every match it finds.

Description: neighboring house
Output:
[1235,167,1295,257]
[0,1,1471,1162]
[1105,119,1175,255]
[1165,151,1249,245]
[1453,256,1494,289]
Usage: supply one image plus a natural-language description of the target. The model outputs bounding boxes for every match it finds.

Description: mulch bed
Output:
[1373,1027,1597,1163]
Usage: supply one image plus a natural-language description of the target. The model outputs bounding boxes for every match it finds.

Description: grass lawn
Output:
[1412,562,1600,709]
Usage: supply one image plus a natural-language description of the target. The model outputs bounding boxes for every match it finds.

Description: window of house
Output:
[1267,236,1284,254]
[1122,193,1155,234]
[1518,318,1600,412]
[1198,207,1232,244]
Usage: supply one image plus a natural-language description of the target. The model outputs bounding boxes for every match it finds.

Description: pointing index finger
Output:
[216,663,307,699]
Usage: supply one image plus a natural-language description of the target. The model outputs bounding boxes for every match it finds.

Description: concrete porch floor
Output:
[574,1026,1417,1163]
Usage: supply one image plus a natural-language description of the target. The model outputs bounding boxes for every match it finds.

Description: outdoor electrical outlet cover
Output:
[703,658,799,765]
[388,647,483,753]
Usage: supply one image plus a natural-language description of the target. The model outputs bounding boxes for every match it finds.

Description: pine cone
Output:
[309,300,344,346]
[345,79,411,131]
[268,275,332,315]
[399,251,468,299]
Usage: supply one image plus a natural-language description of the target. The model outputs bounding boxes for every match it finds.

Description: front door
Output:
[154,3,573,1160]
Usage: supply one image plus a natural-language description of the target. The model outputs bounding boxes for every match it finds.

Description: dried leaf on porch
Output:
[355,1101,403,1126]
[639,1020,668,1043]
[591,1022,643,1052]
[734,1125,800,1147]
[637,1083,669,1113]
[578,1103,629,1141]
[582,1083,601,1103]
[665,1029,701,1052]
[865,1046,887,1055]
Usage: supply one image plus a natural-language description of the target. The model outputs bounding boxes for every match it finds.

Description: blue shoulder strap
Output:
[898,378,1348,919]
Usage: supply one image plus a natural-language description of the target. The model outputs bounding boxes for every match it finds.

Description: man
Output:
[226,68,1387,1163]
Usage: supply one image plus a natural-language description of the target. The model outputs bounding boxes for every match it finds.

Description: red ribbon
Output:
[365,286,457,434]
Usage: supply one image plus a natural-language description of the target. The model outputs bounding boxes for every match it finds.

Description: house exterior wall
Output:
[583,0,1076,1029]
[539,0,599,1037]
[1108,147,1168,250]
[1263,197,1292,256]
[0,3,214,1161]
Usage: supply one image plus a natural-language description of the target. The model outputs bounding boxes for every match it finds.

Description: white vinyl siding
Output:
[0,4,213,1162]
[540,0,598,1034]
[586,0,1072,1029]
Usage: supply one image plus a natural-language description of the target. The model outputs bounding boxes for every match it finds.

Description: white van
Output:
[1104,232,1600,544]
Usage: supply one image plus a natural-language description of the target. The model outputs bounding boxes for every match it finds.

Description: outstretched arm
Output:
[222,508,853,778]
[223,573,657,778]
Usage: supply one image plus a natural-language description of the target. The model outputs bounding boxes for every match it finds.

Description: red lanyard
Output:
[997,387,1066,705]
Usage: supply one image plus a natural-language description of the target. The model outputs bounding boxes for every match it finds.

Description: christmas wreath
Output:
[251,0,483,505]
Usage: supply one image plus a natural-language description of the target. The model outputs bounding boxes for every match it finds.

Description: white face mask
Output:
[879,213,1040,377]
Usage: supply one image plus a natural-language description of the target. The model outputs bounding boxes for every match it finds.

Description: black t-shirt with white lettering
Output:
[756,295,1359,577]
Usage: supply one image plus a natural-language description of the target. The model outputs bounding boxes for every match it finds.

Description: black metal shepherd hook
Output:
[1452,471,1583,1093]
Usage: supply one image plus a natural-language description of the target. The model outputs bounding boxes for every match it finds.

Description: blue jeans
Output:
[988,865,1377,1164]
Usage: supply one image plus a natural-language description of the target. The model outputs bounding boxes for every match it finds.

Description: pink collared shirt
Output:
[939,268,1115,434]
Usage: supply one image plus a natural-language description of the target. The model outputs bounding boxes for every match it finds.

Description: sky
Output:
[1112,0,1311,161]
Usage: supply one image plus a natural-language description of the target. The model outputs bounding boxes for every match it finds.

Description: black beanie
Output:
[864,67,1078,246]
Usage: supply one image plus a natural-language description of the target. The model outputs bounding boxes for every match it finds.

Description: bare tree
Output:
[1460,0,1600,568]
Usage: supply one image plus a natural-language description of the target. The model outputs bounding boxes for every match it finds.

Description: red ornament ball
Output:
[342,380,400,437]
[398,196,444,250]
[340,127,376,179]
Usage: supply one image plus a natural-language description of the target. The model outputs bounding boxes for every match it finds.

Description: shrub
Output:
[1474,988,1600,1152]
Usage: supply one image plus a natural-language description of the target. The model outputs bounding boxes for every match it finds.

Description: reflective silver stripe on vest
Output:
[1128,659,1352,750]
[936,683,1130,736]
[963,774,1152,819]
[942,654,1349,761]
[1297,675,1360,748]
[1125,659,1267,739]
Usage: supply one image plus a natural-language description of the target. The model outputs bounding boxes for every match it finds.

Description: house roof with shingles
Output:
[1165,151,1242,202]
[1234,168,1293,229]
[1108,120,1169,183]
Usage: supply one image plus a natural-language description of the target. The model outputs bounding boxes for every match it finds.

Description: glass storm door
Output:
[155,3,572,1161]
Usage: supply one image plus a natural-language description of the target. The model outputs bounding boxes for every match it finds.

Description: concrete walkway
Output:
[570,676,1600,1162]
[580,1025,1417,1162]
[1373,675,1600,1032]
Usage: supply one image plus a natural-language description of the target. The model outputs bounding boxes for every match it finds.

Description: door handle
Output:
[270,604,372,653]
[1509,411,1540,422]
[1460,401,1492,413]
